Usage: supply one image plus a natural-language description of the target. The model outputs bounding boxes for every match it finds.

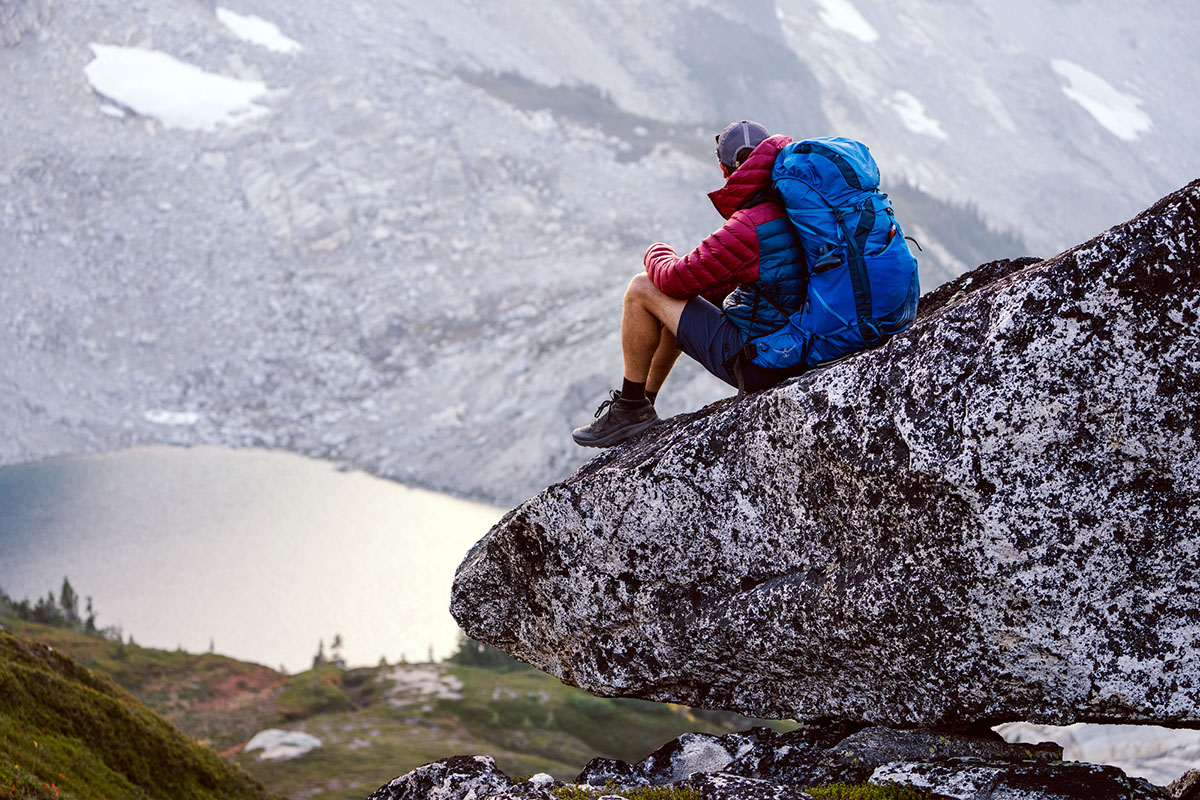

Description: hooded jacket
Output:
[644,134,806,343]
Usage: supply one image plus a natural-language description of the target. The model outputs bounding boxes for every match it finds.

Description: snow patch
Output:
[886,91,949,140]
[143,409,201,426]
[84,44,271,132]
[813,0,878,43]
[1051,59,1152,142]
[216,7,302,54]
[385,664,464,708]
[244,729,322,761]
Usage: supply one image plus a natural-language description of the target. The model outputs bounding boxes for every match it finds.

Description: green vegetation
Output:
[0,580,119,644]
[0,616,943,800]
[0,630,278,800]
[231,662,795,799]
[0,756,78,799]
[447,635,534,672]
[276,666,355,719]
[0,620,286,750]
[552,782,700,800]
[545,778,936,800]
[1,583,799,800]
[0,615,793,800]
[805,784,938,799]
[440,664,793,769]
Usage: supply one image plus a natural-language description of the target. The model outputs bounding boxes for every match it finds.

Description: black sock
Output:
[646,390,658,405]
[621,378,646,403]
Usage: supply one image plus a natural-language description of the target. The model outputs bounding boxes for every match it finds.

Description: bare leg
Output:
[646,329,682,394]
[621,273,688,384]
[572,274,687,448]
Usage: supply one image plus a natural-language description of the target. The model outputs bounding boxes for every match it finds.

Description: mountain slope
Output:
[0,623,792,799]
[0,629,280,800]
[0,0,1194,503]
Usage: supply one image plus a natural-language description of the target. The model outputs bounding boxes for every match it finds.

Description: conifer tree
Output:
[330,633,345,667]
[59,577,79,624]
[313,638,326,668]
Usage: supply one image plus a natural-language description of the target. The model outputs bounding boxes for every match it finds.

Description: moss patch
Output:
[276,666,355,720]
[552,783,700,800]
[805,784,938,799]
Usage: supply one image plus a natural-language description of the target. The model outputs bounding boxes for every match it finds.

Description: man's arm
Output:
[644,214,760,305]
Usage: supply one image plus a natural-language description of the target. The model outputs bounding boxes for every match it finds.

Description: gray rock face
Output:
[452,180,1200,727]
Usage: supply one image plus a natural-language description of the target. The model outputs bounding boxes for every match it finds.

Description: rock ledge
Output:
[452,181,1200,727]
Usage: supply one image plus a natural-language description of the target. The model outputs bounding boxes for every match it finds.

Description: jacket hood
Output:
[708,134,792,220]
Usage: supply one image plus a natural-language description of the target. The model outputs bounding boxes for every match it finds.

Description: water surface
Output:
[0,445,502,672]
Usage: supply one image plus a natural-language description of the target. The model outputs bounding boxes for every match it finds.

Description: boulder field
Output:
[451,180,1200,729]
[366,725,1200,799]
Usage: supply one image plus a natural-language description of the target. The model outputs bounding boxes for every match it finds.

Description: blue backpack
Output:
[749,137,920,371]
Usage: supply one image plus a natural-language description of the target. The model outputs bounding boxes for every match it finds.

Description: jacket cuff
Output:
[644,242,676,269]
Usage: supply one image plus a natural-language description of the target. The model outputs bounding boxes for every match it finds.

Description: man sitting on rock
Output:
[572,120,808,448]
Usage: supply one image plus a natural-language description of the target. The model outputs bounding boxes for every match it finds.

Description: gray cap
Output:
[716,120,770,169]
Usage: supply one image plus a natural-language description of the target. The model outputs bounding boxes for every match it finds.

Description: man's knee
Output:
[625,273,660,304]
[625,273,687,334]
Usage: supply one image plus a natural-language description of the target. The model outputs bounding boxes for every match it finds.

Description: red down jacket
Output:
[644,135,806,341]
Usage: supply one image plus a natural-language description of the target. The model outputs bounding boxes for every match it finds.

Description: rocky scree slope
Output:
[452,180,1200,728]
[0,0,50,45]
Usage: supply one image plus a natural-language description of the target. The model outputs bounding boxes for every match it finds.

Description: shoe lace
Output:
[593,389,622,419]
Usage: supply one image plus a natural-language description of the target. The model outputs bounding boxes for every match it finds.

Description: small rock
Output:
[725,722,864,785]
[687,772,809,800]
[1170,768,1200,800]
[575,757,647,787]
[637,732,737,785]
[871,758,1171,800]
[367,755,512,800]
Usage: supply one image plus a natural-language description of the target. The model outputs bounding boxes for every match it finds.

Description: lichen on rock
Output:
[451,180,1200,728]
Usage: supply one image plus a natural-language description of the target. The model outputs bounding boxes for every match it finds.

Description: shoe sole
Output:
[572,416,659,448]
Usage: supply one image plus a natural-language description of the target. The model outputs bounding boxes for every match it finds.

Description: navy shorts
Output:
[675,297,806,393]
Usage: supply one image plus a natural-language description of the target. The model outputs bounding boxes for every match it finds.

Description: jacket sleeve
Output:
[644,212,761,304]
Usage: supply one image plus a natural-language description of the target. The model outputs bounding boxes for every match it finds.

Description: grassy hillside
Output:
[2,621,291,751]
[2,621,792,800]
[0,629,279,800]
[235,662,793,799]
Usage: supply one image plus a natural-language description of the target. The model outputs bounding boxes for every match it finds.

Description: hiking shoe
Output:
[572,390,660,448]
